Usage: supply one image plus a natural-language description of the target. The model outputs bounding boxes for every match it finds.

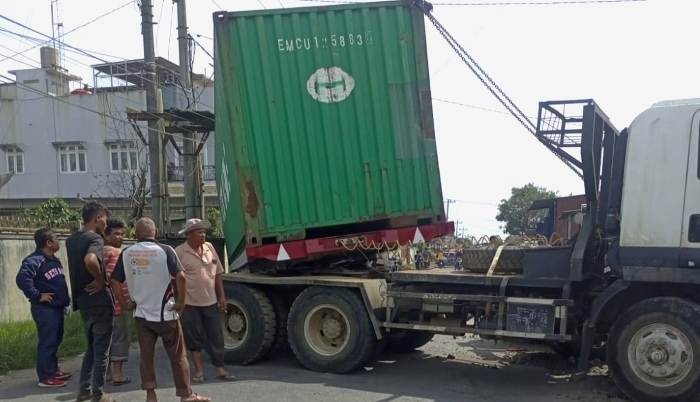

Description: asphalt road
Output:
[0,335,624,402]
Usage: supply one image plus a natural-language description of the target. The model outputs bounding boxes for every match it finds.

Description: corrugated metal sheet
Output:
[214,0,445,251]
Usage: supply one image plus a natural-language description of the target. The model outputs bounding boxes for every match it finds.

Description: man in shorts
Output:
[103,218,132,386]
[175,219,235,383]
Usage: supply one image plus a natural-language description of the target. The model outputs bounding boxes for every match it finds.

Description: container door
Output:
[681,110,700,267]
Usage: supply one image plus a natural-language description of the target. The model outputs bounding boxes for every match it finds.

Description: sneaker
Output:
[55,370,73,380]
[38,378,67,388]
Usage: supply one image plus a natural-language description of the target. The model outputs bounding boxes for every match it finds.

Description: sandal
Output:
[113,377,131,386]
[181,393,211,402]
[192,374,204,383]
[216,374,236,381]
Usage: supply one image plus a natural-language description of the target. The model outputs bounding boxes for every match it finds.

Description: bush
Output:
[22,197,81,230]
[205,208,224,239]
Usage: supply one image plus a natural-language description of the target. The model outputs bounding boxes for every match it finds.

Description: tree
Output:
[92,111,149,224]
[495,183,558,235]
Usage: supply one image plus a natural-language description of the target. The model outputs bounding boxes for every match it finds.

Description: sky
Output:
[0,0,697,236]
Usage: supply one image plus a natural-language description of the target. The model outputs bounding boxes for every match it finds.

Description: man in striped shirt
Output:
[103,218,133,386]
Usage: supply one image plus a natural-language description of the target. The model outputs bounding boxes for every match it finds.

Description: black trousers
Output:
[180,303,226,367]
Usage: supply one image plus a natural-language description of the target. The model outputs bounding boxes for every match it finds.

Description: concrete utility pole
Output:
[175,0,200,220]
[445,199,455,222]
[141,0,164,232]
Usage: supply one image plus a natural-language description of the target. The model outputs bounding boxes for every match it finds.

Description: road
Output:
[0,335,624,402]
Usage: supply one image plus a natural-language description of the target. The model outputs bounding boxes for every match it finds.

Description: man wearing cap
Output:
[175,219,235,382]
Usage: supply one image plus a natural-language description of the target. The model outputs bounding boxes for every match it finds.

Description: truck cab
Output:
[619,99,700,269]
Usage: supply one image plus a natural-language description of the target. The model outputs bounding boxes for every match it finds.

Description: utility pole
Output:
[454,220,461,237]
[445,199,456,222]
[141,0,164,232]
[175,0,199,220]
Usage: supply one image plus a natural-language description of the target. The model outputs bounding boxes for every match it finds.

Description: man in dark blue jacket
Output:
[15,227,72,388]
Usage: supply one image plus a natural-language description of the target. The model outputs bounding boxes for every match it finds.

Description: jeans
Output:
[31,304,64,381]
[78,306,113,399]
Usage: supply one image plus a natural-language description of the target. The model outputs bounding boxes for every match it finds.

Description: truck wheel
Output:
[288,287,376,374]
[221,283,276,365]
[386,330,435,353]
[607,297,700,402]
[268,290,290,355]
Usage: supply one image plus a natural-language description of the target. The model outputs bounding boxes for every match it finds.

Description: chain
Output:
[415,0,583,179]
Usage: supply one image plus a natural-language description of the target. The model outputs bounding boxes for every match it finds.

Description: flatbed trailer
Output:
[220,98,700,402]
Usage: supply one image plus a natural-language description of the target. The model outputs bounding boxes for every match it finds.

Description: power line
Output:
[258,0,268,9]
[0,25,217,115]
[0,72,203,145]
[210,0,223,10]
[432,98,511,115]
[0,1,133,64]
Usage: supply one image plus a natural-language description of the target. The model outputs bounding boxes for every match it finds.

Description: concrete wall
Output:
[0,236,69,322]
[0,236,136,323]
[0,235,226,323]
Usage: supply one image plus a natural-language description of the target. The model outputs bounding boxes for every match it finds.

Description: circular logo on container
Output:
[307,67,355,104]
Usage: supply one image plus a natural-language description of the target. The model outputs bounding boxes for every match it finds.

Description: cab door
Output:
[680,109,700,267]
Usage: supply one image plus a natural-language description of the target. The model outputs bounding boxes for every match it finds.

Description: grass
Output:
[0,314,138,375]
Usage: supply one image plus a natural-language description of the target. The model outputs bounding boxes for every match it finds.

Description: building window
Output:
[59,145,87,173]
[109,144,138,172]
[6,148,24,174]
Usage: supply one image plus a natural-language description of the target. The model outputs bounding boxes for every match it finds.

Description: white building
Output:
[0,47,218,214]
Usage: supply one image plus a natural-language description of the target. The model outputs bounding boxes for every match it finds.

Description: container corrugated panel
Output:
[214,0,446,254]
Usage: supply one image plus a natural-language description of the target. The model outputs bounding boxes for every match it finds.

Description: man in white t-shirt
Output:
[110,218,210,402]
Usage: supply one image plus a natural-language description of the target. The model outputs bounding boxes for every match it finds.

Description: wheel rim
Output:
[303,304,350,357]
[628,323,694,387]
[222,300,249,349]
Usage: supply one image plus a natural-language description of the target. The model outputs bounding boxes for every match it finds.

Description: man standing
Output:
[110,218,210,402]
[103,218,131,386]
[66,201,115,402]
[175,219,235,382]
[15,228,72,388]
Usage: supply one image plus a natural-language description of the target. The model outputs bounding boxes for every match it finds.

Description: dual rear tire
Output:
[221,284,378,374]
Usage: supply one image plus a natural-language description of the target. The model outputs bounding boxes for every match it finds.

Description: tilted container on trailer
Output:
[214,0,448,265]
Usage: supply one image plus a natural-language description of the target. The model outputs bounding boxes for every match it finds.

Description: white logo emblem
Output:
[307,67,355,104]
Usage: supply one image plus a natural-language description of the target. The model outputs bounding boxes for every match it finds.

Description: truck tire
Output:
[268,290,290,355]
[385,330,435,353]
[287,287,376,374]
[221,283,277,365]
[462,246,524,274]
[607,297,700,402]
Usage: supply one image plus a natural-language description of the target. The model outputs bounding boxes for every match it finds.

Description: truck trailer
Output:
[213,2,700,401]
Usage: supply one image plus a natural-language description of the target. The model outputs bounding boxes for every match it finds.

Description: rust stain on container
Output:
[245,180,260,219]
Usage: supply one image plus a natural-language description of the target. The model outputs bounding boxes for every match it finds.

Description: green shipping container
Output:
[214,0,446,258]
